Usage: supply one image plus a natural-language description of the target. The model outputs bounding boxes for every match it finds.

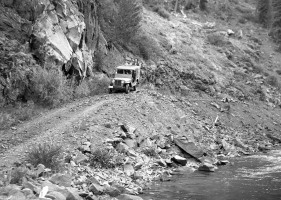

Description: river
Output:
[142,150,281,200]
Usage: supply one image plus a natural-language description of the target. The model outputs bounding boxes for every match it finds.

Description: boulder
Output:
[174,139,204,161]
[124,139,137,149]
[221,139,236,153]
[66,187,83,200]
[124,164,135,176]
[139,138,153,148]
[156,159,167,167]
[117,194,143,200]
[133,171,144,180]
[23,181,41,194]
[104,186,121,197]
[198,162,216,172]
[89,183,104,195]
[73,151,88,164]
[266,133,281,143]
[116,143,129,153]
[0,185,26,200]
[50,174,72,187]
[46,191,66,200]
[234,138,248,149]
[171,155,187,166]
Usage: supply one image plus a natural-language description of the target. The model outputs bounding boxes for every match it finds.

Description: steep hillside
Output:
[141,0,281,107]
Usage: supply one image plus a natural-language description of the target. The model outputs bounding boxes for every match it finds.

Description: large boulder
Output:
[50,173,72,187]
[174,139,204,161]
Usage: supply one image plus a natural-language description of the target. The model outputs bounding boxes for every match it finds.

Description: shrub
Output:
[73,81,90,98]
[266,75,280,88]
[25,143,63,171]
[10,167,28,184]
[153,6,170,20]
[94,50,105,72]
[89,148,124,168]
[87,77,110,96]
[207,33,226,46]
[130,33,162,61]
[29,68,73,107]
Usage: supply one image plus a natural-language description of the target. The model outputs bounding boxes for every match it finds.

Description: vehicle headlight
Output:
[112,80,115,83]
[121,80,125,84]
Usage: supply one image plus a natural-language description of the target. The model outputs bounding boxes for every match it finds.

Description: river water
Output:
[142,150,281,200]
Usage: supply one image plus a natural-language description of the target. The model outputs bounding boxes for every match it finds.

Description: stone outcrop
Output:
[0,0,107,80]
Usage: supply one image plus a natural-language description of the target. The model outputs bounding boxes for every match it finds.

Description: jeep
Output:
[109,65,140,94]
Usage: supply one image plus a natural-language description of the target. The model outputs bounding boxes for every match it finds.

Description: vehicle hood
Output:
[113,77,131,82]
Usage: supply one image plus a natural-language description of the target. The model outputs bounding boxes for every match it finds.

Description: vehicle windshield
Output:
[117,69,132,74]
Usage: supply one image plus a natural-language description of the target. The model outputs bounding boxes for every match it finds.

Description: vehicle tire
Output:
[125,84,130,94]
[109,88,113,94]
[133,86,136,91]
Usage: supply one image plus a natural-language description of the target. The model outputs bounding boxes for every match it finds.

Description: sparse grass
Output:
[0,102,40,130]
[89,148,124,169]
[25,143,63,171]
[153,6,170,20]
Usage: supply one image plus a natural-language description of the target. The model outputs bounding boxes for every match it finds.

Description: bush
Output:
[207,33,226,46]
[130,33,162,61]
[153,6,170,20]
[25,143,63,171]
[29,68,73,107]
[89,148,124,168]
[73,81,90,98]
[10,167,28,184]
[87,77,110,96]
[94,50,105,72]
[266,75,280,88]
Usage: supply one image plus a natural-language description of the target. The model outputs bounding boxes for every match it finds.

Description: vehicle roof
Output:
[116,65,140,70]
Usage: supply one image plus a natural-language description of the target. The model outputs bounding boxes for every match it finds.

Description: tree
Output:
[257,0,272,27]
[174,0,179,12]
[271,0,281,45]
[199,0,207,11]
[109,0,142,45]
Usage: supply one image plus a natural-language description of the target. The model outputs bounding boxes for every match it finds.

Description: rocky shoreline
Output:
[1,115,280,200]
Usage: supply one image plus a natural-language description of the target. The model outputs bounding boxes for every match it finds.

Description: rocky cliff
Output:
[0,0,108,104]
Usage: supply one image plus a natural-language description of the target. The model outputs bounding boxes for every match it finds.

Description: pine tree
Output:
[199,0,207,11]
[257,0,272,27]
[109,0,142,45]
[271,0,281,45]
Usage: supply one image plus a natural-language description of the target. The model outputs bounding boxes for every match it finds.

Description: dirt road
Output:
[0,95,113,169]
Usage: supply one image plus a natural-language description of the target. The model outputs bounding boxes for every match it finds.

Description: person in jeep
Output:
[109,65,140,94]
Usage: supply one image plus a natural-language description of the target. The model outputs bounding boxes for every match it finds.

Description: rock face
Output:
[0,0,106,79]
